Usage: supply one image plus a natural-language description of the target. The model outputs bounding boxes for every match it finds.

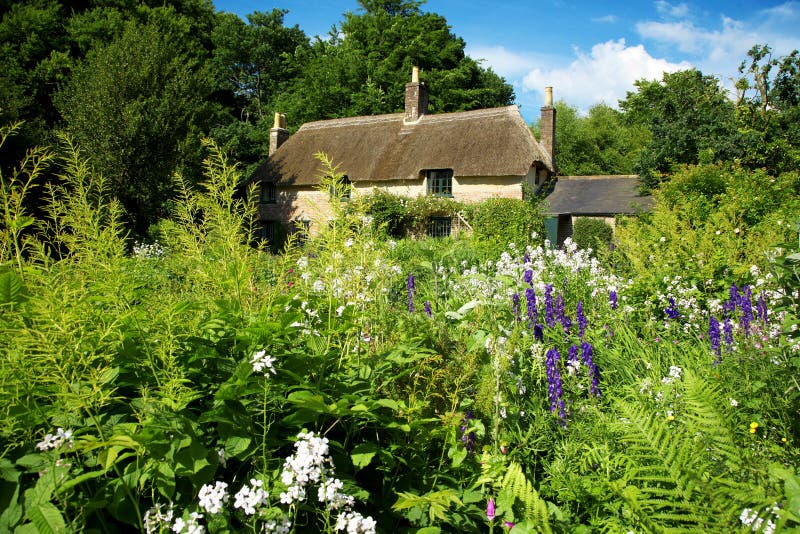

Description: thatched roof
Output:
[253,106,554,186]
[545,175,654,215]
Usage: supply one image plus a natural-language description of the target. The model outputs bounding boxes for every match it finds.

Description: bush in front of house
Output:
[359,190,408,238]
[572,217,614,252]
[466,198,545,257]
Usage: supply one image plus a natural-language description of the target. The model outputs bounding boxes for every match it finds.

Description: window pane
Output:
[428,217,452,238]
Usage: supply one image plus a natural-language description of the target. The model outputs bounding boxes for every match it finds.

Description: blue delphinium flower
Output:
[424,300,432,317]
[545,347,566,425]
[709,316,722,365]
[756,291,768,324]
[609,290,618,310]
[581,341,601,397]
[523,268,533,286]
[567,343,579,364]
[723,317,734,351]
[739,285,753,337]
[544,284,555,328]
[407,273,415,313]
[576,301,588,339]
[724,283,739,316]
[555,293,567,328]
[512,293,520,323]
[533,324,544,341]
[664,298,680,320]
[525,288,537,328]
[523,251,530,264]
[459,411,477,454]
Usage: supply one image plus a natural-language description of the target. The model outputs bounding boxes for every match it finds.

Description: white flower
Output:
[660,236,666,242]
[336,305,346,317]
[36,428,74,451]
[312,279,326,292]
[144,503,174,534]
[730,398,739,407]
[198,481,229,514]
[335,511,377,534]
[172,512,204,534]
[344,238,354,247]
[233,479,267,515]
[251,350,276,376]
[217,448,226,468]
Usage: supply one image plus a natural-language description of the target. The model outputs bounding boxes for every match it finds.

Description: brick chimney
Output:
[404,66,428,123]
[540,87,556,166]
[269,112,289,156]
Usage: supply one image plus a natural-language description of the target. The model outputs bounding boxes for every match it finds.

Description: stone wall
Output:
[259,173,531,233]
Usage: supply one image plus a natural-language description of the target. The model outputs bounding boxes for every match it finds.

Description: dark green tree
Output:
[735,44,800,174]
[533,102,649,175]
[620,69,740,189]
[56,12,221,234]
[209,9,309,175]
[273,0,513,125]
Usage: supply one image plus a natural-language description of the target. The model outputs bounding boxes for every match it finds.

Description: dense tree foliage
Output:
[272,0,513,127]
[619,69,742,189]
[534,102,650,176]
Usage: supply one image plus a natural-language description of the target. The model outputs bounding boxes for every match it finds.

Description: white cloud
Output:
[466,45,555,79]
[655,1,689,18]
[520,39,691,111]
[592,14,617,23]
[636,1,800,83]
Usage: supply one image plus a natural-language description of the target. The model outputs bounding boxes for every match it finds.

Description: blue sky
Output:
[214,0,800,123]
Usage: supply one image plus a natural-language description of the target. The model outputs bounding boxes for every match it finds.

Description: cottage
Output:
[252,67,557,240]
[544,175,655,246]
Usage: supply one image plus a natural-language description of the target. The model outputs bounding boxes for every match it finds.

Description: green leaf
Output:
[223,436,251,459]
[0,271,25,307]
[286,390,330,413]
[350,443,378,470]
[448,445,467,467]
[26,502,66,534]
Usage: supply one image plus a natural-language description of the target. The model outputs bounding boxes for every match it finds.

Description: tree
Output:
[56,12,222,234]
[735,44,800,173]
[533,102,649,176]
[272,0,513,125]
[209,9,309,174]
[620,69,740,189]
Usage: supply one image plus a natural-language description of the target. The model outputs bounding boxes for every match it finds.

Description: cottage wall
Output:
[259,173,529,233]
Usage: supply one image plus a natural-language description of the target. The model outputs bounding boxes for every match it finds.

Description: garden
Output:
[1,123,800,533]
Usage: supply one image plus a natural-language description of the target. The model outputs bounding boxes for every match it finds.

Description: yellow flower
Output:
[750,422,759,430]
[782,437,788,443]
[667,414,675,421]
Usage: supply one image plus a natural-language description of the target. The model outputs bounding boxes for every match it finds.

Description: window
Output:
[329,176,352,201]
[428,217,452,238]
[426,169,453,197]
[258,220,276,242]
[261,182,277,204]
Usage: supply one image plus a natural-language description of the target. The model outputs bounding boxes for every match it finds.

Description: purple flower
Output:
[533,323,544,342]
[545,347,567,425]
[664,298,680,320]
[555,293,570,331]
[739,285,753,337]
[487,498,496,520]
[709,315,721,365]
[504,521,515,530]
[576,301,588,339]
[523,252,530,264]
[512,293,520,323]
[525,288,538,328]
[407,273,415,313]
[724,283,739,316]
[581,341,601,397]
[609,290,618,310]
[568,343,579,363]
[723,317,734,351]
[424,300,432,317]
[460,411,477,454]
[544,284,555,328]
[756,291,768,324]
[523,268,533,286]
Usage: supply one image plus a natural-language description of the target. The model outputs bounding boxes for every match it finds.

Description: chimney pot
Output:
[412,65,419,83]
[544,86,553,107]
[269,113,289,156]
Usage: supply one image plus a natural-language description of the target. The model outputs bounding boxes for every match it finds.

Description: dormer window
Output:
[426,169,453,197]
[261,182,277,204]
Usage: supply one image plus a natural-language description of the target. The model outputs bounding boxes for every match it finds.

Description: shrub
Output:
[359,190,407,238]
[466,198,544,257]
[572,217,614,252]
